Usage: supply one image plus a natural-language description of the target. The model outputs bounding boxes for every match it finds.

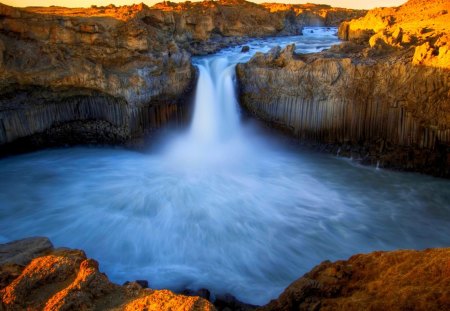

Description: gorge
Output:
[0,0,450,310]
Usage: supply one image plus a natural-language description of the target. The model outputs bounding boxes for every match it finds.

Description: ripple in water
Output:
[0,28,450,305]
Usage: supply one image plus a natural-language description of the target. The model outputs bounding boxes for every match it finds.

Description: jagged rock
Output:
[0,3,196,153]
[182,288,211,301]
[262,3,366,28]
[338,0,450,68]
[0,243,215,310]
[215,293,257,311]
[241,46,250,53]
[260,248,450,311]
[237,0,450,177]
[0,237,53,266]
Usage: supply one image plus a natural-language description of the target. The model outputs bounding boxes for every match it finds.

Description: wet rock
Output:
[123,279,149,288]
[182,288,211,301]
[215,293,257,311]
[0,237,53,266]
[241,46,250,53]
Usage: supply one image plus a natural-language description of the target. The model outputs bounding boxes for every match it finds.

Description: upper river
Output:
[0,28,449,305]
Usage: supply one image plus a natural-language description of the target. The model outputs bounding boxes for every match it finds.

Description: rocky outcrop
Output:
[261,248,450,311]
[262,3,366,27]
[148,0,302,55]
[0,238,214,311]
[2,238,449,310]
[237,0,450,176]
[338,0,450,68]
[0,3,195,153]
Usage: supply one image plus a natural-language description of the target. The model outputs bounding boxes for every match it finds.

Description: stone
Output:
[241,46,250,53]
[0,237,53,266]
[182,288,211,301]
[0,246,215,310]
[214,293,257,311]
[237,0,450,177]
[260,248,450,311]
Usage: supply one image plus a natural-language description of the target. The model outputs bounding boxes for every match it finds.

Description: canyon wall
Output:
[237,0,450,176]
[0,1,363,153]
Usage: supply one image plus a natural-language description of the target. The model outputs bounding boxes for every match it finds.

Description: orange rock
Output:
[261,248,450,311]
[0,248,215,311]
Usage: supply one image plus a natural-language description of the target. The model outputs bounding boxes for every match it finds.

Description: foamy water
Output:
[0,28,449,305]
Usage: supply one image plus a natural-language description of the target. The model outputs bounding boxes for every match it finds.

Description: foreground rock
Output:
[1,238,449,310]
[0,238,214,310]
[237,0,450,177]
[261,248,450,311]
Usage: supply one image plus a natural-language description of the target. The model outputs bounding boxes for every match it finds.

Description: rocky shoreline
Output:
[1,237,449,310]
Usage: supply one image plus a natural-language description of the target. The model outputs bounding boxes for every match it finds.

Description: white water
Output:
[1,28,450,305]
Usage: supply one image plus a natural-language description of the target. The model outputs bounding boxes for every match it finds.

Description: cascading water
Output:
[0,28,450,305]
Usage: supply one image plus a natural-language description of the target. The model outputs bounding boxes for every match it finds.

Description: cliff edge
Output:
[237,0,450,177]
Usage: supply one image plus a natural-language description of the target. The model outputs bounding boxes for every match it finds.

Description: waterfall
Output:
[189,58,240,145]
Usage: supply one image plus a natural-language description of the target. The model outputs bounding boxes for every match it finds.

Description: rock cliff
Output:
[262,3,366,28]
[0,3,195,153]
[237,0,450,176]
[0,1,363,154]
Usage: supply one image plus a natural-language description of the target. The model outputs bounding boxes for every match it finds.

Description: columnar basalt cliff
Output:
[237,0,450,177]
[0,3,195,153]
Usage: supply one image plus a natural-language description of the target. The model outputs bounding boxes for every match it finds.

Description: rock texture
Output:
[261,248,450,311]
[237,0,450,176]
[0,2,195,153]
[1,238,449,310]
[338,0,450,68]
[262,3,366,27]
[0,238,214,311]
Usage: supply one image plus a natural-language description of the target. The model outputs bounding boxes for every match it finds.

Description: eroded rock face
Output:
[0,3,195,153]
[0,241,214,311]
[338,0,450,68]
[262,3,366,28]
[261,248,450,311]
[237,0,450,176]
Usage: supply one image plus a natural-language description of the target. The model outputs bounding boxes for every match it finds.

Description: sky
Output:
[1,0,408,10]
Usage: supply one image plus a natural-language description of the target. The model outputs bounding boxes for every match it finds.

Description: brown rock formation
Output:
[338,0,450,68]
[0,238,214,311]
[262,3,366,27]
[260,248,450,311]
[0,2,195,153]
[237,0,450,176]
